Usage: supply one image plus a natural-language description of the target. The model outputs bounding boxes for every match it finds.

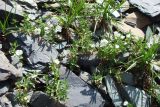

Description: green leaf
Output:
[125,61,137,72]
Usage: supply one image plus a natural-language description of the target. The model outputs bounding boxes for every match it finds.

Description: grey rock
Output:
[0,0,23,20]
[104,75,123,106]
[11,55,23,69]
[60,66,105,107]
[118,52,130,62]
[5,93,21,107]
[0,82,9,96]
[27,42,58,69]
[0,95,12,107]
[35,0,55,3]
[121,72,135,86]
[54,42,67,51]
[123,85,151,107]
[0,51,22,81]
[129,0,160,17]
[60,49,70,64]
[78,53,100,74]
[30,91,65,107]
[11,33,58,70]
[0,0,38,20]
[0,43,2,50]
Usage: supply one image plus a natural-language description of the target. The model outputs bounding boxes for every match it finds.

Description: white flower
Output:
[114,31,121,38]
[124,42,127,45]
[100,39,109,47]
[123,101,129,106]
[55,25,62,33]
[96,0,104,4]
[115,44,120,49]
[90,44,96,48]
[53,59,60,65]
[34,28,41,35]
[120,36,125,39]
[15,50,23,56]
[112,11,120,18]
[44,27,49,32]
[46,21,53,28]
[126,34,131,38]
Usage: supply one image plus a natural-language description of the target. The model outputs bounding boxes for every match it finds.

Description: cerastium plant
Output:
[45,61,68,101]
[15,60,68,105]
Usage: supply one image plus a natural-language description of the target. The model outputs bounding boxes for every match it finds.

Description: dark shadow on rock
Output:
[80,88,97,104]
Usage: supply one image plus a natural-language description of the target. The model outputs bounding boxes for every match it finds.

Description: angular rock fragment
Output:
[124,12,151,28]
[78,53,100,74]
[0,82,9,96]
[129,0,160,17]
[123,85,151,107]
[0,95,12,107]
[112,21,144,40]
[60,66,105,107]
[10,33,58,70]
[0,0,38,20]
[0,51,22,81]
[30,91,64,107]
[121,72,135,86]
[104,75,123,106]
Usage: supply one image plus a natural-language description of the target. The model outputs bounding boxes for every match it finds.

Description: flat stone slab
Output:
[129,0,160,17]
[0,51,22,81]
[60,66,104,107]
[30,91,65,107]
[123,85,151,107]
[104,75,123,107]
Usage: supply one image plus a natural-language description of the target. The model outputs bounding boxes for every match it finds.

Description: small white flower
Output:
[34,28,41,35]
[55,25,62,33]
[15,50,23,56]
[53,59,60,65]
[114,31,121,38]
[96,0,104,4]
[100,39,108,47]
[124,42,127,45]
[90,44,96,48]
[44,27,49,32]
[115,44,120,49]
[126,34,131,38]
[46,21,53,28]
[120,36,125,39]
[123,101,129,106]
[112,11,120,18]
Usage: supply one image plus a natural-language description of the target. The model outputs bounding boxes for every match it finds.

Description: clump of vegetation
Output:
[15,61,68,105]
[1,0,160,106]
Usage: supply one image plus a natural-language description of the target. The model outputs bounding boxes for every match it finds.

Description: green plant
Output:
[15,72,37,105]
[45,62,68,101]
[19,14,35,35]
[127,103,134,107]
[9,41,19,55]
[0,2,15,36]
[0,15,9,35]
[15,62,68,105]
[91,72,103,87]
